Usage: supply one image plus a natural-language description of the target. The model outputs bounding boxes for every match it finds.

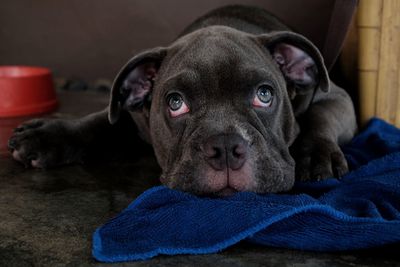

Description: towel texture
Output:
[93,118,400,262]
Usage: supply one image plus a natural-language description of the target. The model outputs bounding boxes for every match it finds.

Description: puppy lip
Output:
[215,186,238,197]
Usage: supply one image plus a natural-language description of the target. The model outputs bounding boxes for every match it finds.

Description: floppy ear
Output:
[257,31,329,98]
[108,47,167,124]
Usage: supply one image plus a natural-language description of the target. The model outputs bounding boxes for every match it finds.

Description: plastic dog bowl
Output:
[0,66,58,117]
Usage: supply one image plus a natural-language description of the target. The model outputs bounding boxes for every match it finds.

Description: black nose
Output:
[201,134,248,170]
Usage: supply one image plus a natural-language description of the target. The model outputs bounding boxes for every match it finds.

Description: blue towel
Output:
[92,118,400,262]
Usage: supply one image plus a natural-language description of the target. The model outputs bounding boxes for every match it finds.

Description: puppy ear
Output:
[257,31,329,98]
[108,47,167,124]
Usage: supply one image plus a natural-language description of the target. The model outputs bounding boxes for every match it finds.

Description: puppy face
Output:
[109,26,329,196]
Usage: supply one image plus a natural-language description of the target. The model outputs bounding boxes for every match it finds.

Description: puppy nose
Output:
[201,134,248,170]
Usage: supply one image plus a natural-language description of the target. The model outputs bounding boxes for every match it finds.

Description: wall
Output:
[0,0,335,82]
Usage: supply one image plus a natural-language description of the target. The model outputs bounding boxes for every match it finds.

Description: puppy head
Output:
[109,26,329,196]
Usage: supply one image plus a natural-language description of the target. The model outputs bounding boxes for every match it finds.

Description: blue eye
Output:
[167,93,183,111]
[166,93,190,117]
[257,85,273,104]
[253,85,274,108]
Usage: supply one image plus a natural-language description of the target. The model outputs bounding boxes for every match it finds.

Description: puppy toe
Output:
[311,165,333,181]
[12,150,32,168]
[298,171,311,181]
[311,157,334,180]
[13,126,25,133]
[331,151,348,178]
[31,158,44,168]
[12,149,23,162]
[13,119,44,133]
[23,119,44,128]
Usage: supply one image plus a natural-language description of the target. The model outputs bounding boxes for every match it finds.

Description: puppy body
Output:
[9,5,356,196]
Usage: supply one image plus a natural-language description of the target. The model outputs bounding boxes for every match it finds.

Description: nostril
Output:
[211,147,223,158]
[202,144,222,159]
[202,145,225,170]
[229,142,248,170]
[233,144,246,158]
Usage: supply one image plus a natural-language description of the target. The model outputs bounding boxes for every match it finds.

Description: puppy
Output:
[8,5,357,196]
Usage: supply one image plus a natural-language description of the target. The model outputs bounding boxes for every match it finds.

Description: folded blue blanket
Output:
[93,118,400,262]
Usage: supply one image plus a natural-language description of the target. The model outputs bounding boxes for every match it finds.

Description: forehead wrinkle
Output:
[160,69,199,91]
[240,67,277,84]
[179,34,255,68]
[195,38,249,67]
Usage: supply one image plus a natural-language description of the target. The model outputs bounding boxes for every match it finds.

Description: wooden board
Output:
[358,0,400,126]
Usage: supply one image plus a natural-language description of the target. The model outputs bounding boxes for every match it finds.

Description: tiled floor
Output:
[0,91,399,266]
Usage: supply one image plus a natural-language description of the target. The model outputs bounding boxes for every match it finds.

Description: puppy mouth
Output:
[202,162,255,195]
[214,187,238,197]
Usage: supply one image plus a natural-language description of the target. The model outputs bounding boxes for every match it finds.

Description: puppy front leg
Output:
[8,109,143,168]
[292,83,357,181]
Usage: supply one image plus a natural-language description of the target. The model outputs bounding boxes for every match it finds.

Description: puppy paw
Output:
[8,119,82,168]
[292,137,348,181]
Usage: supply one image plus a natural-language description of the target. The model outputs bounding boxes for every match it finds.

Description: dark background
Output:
[0,0,338,82]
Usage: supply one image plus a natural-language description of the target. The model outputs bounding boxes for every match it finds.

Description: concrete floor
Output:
[0,90,399,266]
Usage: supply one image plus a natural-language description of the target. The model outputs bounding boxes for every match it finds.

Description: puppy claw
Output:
[334,167,347,179]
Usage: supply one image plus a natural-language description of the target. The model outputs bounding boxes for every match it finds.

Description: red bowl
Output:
[0,66,58,117]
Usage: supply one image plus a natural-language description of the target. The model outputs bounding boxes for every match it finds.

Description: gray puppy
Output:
[8,5,357,196]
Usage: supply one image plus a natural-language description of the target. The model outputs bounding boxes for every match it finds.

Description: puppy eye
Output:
[253,85,273,108]
[167,93,190,117]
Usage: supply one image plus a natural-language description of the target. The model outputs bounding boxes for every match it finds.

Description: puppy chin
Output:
[214,187,238,197]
